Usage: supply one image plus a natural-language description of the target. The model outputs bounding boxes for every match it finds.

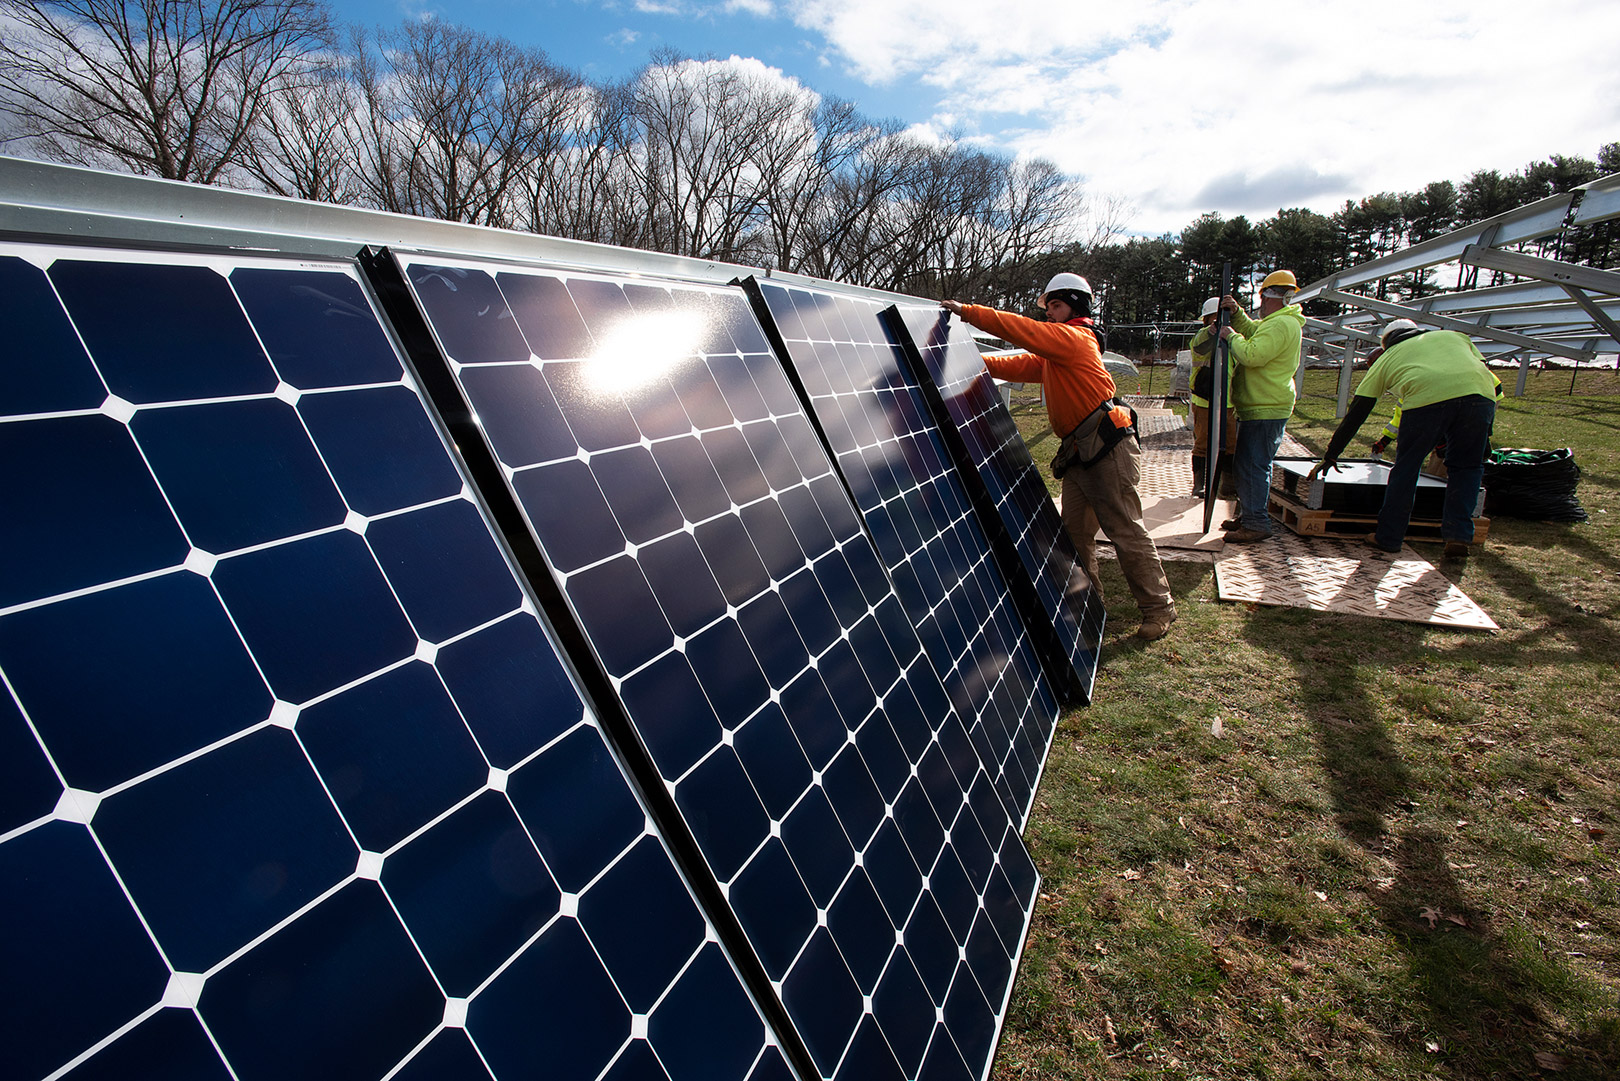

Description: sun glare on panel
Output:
[583,310,705,393]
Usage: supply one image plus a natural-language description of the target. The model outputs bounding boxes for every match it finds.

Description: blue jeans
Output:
[1376,394,1495,549]
[1234,418,1287,531]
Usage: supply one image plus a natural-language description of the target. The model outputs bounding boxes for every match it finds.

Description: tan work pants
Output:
[1060,436,1175,622]
[1191,402,1238,458]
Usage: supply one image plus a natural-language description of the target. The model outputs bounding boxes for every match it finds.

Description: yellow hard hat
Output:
[1259,270,1299,293]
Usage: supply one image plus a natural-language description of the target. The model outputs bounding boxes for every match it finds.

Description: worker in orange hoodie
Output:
[942,274,1176,641]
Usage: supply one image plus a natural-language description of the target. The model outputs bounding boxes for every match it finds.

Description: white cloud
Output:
[783,0,1620,234]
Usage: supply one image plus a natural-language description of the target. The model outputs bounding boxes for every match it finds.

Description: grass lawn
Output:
[995,366,1620,1080]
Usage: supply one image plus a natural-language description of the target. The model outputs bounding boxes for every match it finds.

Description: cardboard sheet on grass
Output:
[1213,532,1497,630]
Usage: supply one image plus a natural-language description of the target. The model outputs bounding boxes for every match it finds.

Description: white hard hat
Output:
[1039,273,1093,306]
[1380,318,1421,346]
[1201,297,1220,318]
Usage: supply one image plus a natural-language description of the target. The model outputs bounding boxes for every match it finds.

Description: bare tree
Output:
[239,56,356,201]
[516,78,640,245]
[349,21,579,227]
[0,0,332,183]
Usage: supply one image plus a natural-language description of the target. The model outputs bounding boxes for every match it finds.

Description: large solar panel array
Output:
[746,280,1061,828]
[886,305,1105,703]
[378,253,1041,1081]
[0,243,790,1081]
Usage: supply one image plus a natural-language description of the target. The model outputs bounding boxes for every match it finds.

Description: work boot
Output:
[1190,455,1206,497]
[1136,610,1177,641]
[1223,526,1272,544]
[1443,539,1469,559]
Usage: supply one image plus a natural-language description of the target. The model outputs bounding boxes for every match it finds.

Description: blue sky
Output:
[327,0,1620,238]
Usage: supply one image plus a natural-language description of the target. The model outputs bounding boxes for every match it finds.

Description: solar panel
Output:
[0,243,789,1081]
[885,305,1104,705]
[375,253,1041,1081]
[746,280,1060,828]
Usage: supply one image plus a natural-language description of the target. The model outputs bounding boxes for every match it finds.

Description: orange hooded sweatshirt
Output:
[955,305,1117,437]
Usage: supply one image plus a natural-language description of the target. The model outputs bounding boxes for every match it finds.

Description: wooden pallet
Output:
[1268,490,1489,542]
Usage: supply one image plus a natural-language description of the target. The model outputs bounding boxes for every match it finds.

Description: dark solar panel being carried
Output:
[0,243,788,1081]
[387,255,1041,1081]
[887,305,1104,703]
[749,280,1060,828]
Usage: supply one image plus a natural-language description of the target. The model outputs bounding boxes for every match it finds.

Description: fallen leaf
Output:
[1313,891,1328,902]
[1211,716,1224,737]
[1425,1039,1442,1053]
[1419,906,1441,928]
[1120,868,1142,881]
[1445,914,1469,928]
[1589,826,1606,840]
[1102,1014,1118,1046]
[1534,1050,1567,1071]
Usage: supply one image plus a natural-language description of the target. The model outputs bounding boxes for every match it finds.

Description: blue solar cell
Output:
[468,918,631,1081]
[365,499,523,642]
[668,355,736,430]
[0,692,59,835]
[727,837,817,980]
[635,532,729,638]
[565,556,675,675]
[458,363,582,467]
[434,613,583,769]
[298,385,466,515]
[94,727,355,972]
[902,896,957,1004]
[730,703,813,820]
[407,264,530,364]
[647,944,770,1081]
[738,499,806,580]
[778,786,854,907]
[702,425,771,503]
[871,955,934,1074]
[780,928,864,1075]
[0,255,106,415]
[737,591,812,689]
[230,268,402,389]
[918,1035,976,1081]
[825,869,893,992]
[383,791,559,997]
[212,530,417,703]
[1,415,188,609]
[617,652,724,777]
[693,514,772,606]
[0,571,271,792]
[497,271,594,359]
[60,1008,232,1081]
[298,660,487,851]
[201,881,444,1081]
[50,260,277,403]
[543,358,646,451]
[684,617,771,727]
[133,398,347,553]
[504,726,647,894]
[515,458,627,575]
[650,435,734,522]
[674,748,771,881]
[593,445,686,544]
[3,823,169,1081]
[577,835,707,1013]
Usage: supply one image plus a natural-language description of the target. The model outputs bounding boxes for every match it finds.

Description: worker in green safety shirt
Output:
[1187,296,1237,497]
[1310,319,1498,559]
[1218,270,1306,543]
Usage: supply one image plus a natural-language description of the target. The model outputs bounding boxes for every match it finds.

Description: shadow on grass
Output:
[1241,611,1620,1077]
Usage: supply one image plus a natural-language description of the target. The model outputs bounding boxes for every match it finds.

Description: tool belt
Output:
[1051,399,1138,479]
